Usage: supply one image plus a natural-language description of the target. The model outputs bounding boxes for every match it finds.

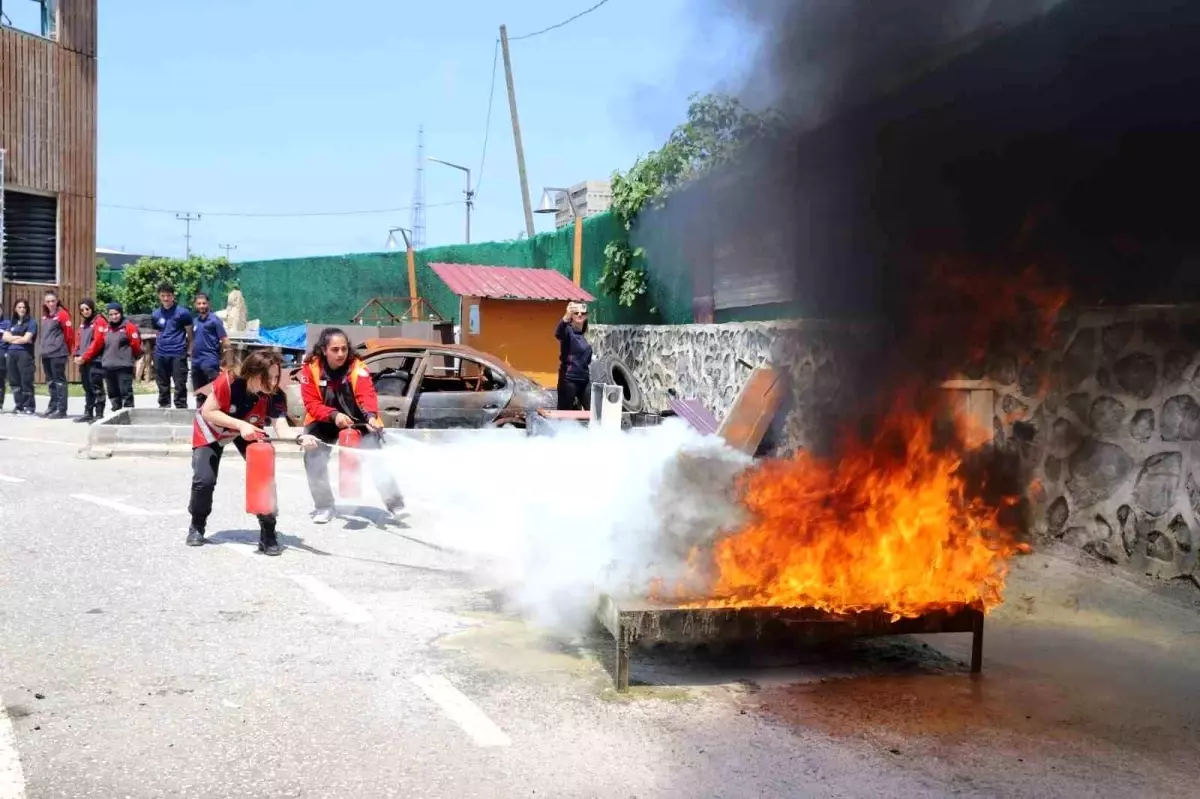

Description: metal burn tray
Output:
[595,595,984,691]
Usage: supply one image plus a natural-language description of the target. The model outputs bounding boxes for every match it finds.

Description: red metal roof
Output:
[430,263,595,302]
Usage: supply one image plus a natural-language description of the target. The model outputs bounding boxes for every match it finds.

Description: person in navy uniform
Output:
[3,300,37,415]
[188,350,317,555]
[39,290,75,419]
[73,298,107,423]
[189,292,228,407]
[151,282,193,410]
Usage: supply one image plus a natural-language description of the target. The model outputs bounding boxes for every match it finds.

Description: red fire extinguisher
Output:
[338,427,362,498]
[245,440,276,515]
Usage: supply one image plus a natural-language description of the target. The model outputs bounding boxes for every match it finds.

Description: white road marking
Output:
[0,475,24,484]
[70,494,153,516]
[288,575,373,624]
[411,674,512,748]
[0,704,27,799]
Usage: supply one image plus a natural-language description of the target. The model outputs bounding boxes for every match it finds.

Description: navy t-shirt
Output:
[5,317,36,353]
[151,304,193,357]
[191,313,228,370]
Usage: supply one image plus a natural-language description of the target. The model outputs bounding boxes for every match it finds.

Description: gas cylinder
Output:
[245,440,276,515]
[338,428,363,498]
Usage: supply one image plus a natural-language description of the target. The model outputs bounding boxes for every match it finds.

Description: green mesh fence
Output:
[220,211,693,329]
[93,212,703,328]
[97,268,125,287]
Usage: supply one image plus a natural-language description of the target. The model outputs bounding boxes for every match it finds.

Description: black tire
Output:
[602,355,643,413]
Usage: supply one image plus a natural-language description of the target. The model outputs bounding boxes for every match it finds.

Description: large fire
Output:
[680,394,1024,619]
[658,265,1067,620]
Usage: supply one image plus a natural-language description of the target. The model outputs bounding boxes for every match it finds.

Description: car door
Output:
[363,351,422,429]
[409,351,514,428]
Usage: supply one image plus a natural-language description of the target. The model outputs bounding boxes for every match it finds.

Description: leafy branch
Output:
[599,93,783,307]
[119,256,235,314]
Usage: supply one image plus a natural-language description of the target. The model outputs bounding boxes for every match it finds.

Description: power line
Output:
[99,200,461,218]
[509,0,614,41]
[475,38,500,197]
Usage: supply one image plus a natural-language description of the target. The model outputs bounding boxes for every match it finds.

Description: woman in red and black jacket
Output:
[299,327,405,524]
[78,302,143,412]
[187,350,317,554]
[39,290,75,418]
[73,298,107,422]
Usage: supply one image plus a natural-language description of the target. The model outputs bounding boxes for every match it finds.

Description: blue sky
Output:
[90,0,752,261]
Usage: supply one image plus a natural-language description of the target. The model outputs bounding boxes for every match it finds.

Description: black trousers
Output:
[0,356,5,408]
[80,362,105,416]
[155,353,189,409]
[104,366,135,411]
[41,355,68,414]
[303,422,404,510]
[190,363,220,407]
[189,439,276,532]
[556,372,591,411]
[6,351,35,411]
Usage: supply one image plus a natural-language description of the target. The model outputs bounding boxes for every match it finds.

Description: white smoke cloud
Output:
[370,419,752,633]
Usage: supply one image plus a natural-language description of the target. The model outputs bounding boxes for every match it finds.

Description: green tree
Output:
[120,256,235,314]
[600,93,783,306]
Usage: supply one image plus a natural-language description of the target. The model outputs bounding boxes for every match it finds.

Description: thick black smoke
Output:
[664,0,1200,386]
[725,0,1063,127]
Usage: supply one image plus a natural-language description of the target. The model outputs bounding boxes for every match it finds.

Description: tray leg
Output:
[970,609,984,674]
[615,625,631,692]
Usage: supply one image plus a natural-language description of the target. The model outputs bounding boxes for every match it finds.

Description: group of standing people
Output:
[0,282,230,420]
[0,290,89,419]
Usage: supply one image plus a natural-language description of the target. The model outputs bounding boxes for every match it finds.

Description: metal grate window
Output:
[2,190,58,284]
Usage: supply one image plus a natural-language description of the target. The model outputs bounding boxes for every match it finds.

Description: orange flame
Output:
[674,394,1021,619]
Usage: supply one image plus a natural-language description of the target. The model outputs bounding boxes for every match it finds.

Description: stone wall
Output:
[992,307,1200,581]
[590,321,871,455]
[593,309,1200,584]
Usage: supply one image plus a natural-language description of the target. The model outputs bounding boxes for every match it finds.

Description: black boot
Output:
[74,412,94,423]
[186,524,205,546]
[258,523,281,556]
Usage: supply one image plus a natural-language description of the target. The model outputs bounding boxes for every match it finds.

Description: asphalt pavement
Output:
[0,403,1197,798]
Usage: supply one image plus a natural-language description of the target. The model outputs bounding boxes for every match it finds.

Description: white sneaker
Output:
[312,507,335,524]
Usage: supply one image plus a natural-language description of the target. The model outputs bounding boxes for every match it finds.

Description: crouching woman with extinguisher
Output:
[186,350,318,555]
[300,327,405,524]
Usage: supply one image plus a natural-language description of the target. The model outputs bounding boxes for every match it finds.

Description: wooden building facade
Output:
[1,0,98,380]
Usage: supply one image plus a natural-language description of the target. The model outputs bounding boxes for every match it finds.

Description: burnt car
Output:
[283,338,557,429]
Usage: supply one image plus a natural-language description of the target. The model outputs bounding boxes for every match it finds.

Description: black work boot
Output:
[74,411,94,424]
[186,524,205,546]
[258,525,281,556]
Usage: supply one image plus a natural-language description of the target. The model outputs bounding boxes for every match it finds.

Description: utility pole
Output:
[218,243,237,261]
[429,158,474,244]
[410,125,427,250]
[176,213,201,258]
[500,25,535,238]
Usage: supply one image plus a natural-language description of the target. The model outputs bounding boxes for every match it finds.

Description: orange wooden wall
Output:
[1,1,99,380]
[459,297,567,387]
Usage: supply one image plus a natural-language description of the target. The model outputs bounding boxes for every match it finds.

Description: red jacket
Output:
[42,308,76,356]
[299,358,379,425]
[81,319,143,364]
